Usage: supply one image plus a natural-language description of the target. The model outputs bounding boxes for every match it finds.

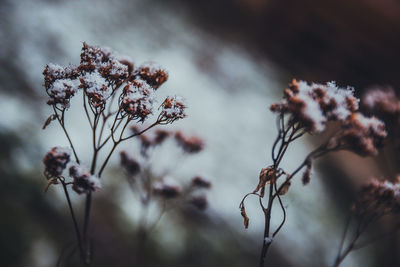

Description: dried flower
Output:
[43,64,80,107]
[332,113,386,156]
[153,129,171,145]
[137,62,168,89]
[191,176,212,188]
[357,177,400,216]
[161,96,186,122]
[174,131,204,153]
[189,195,208,210]
[121,79,155,121]
[80,71,111,107]
[120,151,141,176]
[153,178,181,198]
[43,147,71,179]
[363,86,400,116]
[271,79,359,132]
[69,164,101,194]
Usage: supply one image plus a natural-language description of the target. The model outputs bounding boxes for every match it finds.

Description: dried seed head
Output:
[121,79,155,121]
[363,86,400,116]
[174,131,204,154]
[43,147,71,179]
[191,176,212,188]
[161,96,187,122]
[333,113,387,156]
[120,151,141,176]
[189,195,208,211]
[271,79,359,132]
[153,178,181,199]
[357,177,400,216]
[137,62,168,89]
[69,164,101,194]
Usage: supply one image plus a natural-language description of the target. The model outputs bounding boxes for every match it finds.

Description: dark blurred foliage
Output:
[165,0,400,91]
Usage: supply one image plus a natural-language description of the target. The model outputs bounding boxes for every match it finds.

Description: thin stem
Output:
[82,192,92,265]
[61,180,84,262]
[53,106,80,164]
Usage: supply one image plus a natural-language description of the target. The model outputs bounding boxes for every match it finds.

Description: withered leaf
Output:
[279,181,291,195]
[253,166,274,197]
[42,114,57,130]
[240,205,249,229]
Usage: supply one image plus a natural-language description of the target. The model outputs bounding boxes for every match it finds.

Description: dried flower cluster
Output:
[241,79,388,267]
[42,43,187,266]
[270,79,359,132]
[363,86,400,116]
[120,129,210,212]
[357,177,400,216]
[43,146,71,179]
[69,164,101,195]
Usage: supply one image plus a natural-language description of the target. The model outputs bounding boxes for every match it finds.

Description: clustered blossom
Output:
[270,79,359,132]
[43,43,186,124]
[174,131,204,154]
[69,164,101,194]
[330,113,387,156]
[161,96,187,121]
[43,147,71,178]
[357,177,400,216]
[153,178,182,198]
[80,71,111,107]
[137,62,169,89]
[43,64,80,107]
[120,151,141,176]
[121,79,156,121]
[363,86,400,116]
[121,128,211,210]
[271,79,387,156]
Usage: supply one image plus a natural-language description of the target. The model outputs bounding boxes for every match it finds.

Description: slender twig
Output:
[60,180,84,261]
[53,106,80,164]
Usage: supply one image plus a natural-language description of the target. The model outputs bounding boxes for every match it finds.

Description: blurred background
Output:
[1,0,400,266]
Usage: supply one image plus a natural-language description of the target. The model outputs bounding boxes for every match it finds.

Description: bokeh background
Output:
[1,0,400,266]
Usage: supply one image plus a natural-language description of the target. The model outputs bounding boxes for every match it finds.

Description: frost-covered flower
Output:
[153,178,181,198]
[120,151,141,176]
[331,113,386,156]
[270,79,359,132]
[69,164,101,194]
[80,71,112,107]
[174,131,204,154]
[121,79,155,121]
[191,176,211,188]
[43,64,80,107]
[358,177,400,215]
[189,195,208,210]
[137,62,168,89]
[161,96,186,121]
[363,86,400,116]
[43,147,71,179]
[80,42,129,83]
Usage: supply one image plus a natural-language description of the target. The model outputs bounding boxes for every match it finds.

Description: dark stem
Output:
[61,180,84,263]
